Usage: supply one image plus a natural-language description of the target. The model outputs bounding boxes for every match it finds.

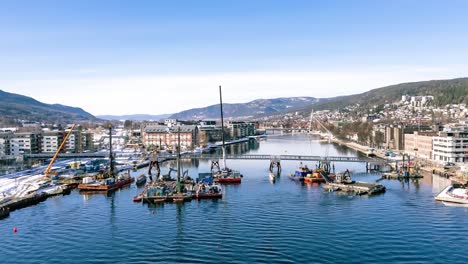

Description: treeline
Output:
[320,121,384,147]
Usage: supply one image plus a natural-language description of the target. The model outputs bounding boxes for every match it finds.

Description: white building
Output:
[433,131,468,163]
[42,132,61,153]
[10,132,41,156]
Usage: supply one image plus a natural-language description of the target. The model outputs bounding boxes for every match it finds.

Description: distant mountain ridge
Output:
[309,77,468,111]
[0,89,97,124]
[97,114,172,121]
[170,97,325,120]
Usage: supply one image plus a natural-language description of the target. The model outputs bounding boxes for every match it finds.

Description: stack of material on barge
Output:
[193,173,222,199]
[435,183,468,204]
[304,160,336,184]
[322,170,386,195]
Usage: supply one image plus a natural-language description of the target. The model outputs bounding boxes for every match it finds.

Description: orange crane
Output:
[44,124,77,176]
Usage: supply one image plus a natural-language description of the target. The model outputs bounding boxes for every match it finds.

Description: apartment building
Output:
[433,131,468,163]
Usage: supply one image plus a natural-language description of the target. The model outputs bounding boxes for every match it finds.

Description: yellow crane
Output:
[44,124,77,176]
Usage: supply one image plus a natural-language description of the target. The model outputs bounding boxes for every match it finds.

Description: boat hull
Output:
[288,175,304,182]
[436,186,468,204]
[304,177,326,183]
[215,177,241,184]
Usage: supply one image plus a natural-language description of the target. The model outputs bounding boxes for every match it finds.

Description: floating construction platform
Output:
[323,181,386,195]
[321,170,386,195]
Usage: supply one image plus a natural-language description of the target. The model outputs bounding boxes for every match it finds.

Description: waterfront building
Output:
[227,121,255,139]
[142,125,198,150]
[404,131,437,160]
[41,131,63,153]
[433,131,468,163]
[197,126,224,145]
[0,132,12,156]
[9,132,41,156]
[385,126,404,150]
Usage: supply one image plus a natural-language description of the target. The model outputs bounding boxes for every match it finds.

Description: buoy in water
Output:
[151,211,155,215]
[13,227,17,233]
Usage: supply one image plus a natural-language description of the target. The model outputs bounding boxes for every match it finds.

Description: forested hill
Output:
[310,78,468,111]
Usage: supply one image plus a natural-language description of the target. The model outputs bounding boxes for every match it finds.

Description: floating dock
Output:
[321,170,385,195]
[323,181,386,195]
[0,193,48,213]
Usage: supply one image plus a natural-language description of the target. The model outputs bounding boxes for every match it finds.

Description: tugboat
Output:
[78,126,134,192]
[289,163,311,182]
[212,86,242,184]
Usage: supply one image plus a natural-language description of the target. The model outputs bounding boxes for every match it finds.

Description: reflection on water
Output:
[432,173,452,193]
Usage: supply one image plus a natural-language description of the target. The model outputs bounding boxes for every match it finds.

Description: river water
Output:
[1,134,467,264]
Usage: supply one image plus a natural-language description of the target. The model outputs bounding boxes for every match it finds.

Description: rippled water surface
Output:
[1,135,468,264]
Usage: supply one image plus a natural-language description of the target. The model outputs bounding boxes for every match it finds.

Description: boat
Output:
[213,169,242,184]
[435,183,468,204]
[132,195,142,202]
[193,183,222,199]
[212,86,243,184]
[304,161,336,184]
[289,163,311,182]
[136,174,147,185]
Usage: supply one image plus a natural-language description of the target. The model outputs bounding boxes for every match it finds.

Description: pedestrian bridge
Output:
[23,152,375,163]
[167,153,373,163]
[24,153,109,159]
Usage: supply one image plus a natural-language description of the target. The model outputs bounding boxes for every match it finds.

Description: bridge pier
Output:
[269,158,281,174]
[148,160,160,176]
[210,160,220,172]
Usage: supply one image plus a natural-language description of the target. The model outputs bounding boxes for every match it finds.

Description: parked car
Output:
[444,162,456,167]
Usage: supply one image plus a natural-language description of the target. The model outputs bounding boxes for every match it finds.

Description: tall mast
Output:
[109,126,114,178]
[219,85,226,169]
[176,126,181,193]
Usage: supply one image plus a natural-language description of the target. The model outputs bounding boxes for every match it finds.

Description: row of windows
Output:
[433,150,468,154]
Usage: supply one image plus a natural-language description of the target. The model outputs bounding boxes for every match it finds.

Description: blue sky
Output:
[1,0,468,115]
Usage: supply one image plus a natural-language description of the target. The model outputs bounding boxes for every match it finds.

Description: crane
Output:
[310,111,333,144]
[44,124,77,176]
[309,111,335,173]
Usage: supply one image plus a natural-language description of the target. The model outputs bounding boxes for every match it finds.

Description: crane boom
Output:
[310,111,333,142]
[44,124,77,175]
